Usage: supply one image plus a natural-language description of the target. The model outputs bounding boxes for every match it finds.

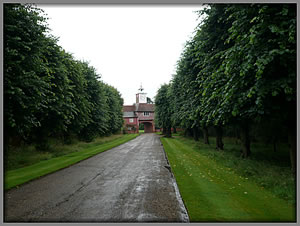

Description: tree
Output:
[155,84,173,138]
[104,84,124,134]
[4,4,51,146]
[171,39,203,141]
[221,4,296,166]
[60,53,92,141]
[4,4,125,148]
[167,4,296,172]
[193,4,296,160]
[33,37,79,146]
[78,62,109,141]
[194,4,234,150]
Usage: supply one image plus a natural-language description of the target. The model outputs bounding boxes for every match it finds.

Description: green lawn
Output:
[5,134,139,190]
[161,136,295,222]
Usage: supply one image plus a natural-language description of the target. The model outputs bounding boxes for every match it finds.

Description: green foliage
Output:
[104,84,124,134]
[139,123,144,130]
[4,4,125,150]
[173,3,296,127]
[217,4,296,125]
[154,84,173,129]
[157,4,296,169]
[4,4,51,140]
[77,62,108,141]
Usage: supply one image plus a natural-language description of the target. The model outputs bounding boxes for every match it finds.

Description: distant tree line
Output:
[4,4,124,151]
[155,4,296,172]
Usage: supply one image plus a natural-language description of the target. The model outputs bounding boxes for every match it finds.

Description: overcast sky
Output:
[38,5,203,105]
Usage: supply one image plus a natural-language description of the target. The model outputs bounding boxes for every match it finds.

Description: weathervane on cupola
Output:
[138,83,144,92]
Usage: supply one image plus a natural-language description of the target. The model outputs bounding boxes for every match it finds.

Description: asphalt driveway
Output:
[4,133,189,222]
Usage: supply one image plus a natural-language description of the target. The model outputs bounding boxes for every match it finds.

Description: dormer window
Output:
[144,112,150,116]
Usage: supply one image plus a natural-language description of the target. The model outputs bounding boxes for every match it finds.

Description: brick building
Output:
[123,86,155,133]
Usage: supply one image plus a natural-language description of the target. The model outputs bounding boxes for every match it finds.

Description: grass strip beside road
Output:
[5,134,139,190]
[161,136,295,222]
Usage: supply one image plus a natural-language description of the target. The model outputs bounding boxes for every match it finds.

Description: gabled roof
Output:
[135,103,155,112]
[123,105,136,112]
[123,103,155,114]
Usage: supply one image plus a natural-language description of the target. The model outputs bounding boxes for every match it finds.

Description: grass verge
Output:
[161,135,295,222]
[5,134,139,190]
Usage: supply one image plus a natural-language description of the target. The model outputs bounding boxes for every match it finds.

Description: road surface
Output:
[4,133,189,222]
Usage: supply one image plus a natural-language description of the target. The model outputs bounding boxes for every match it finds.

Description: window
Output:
[129,118,134,123]
[144,112,150,116]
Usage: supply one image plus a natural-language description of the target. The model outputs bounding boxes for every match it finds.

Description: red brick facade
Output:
[123,90,156,133]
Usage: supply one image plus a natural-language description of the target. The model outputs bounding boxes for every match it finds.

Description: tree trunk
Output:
[4,127,10,152]
[173,127,177,134]
[35,128,50,151]
[235,127,240,144]
[273,135,277,153]
[184,128,193,137]
[240,122,251,158]
[202,126,209,144]
[193,127,199,141]
[166,126,172,138]
[287,123,296,174]
[215,126,224,150]
[162,127,166,135]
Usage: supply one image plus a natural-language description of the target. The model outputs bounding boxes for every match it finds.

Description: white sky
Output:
[38,5,203,105]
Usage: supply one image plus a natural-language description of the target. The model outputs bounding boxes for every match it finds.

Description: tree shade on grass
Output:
[161,136,295,222]
[5,134,139,190]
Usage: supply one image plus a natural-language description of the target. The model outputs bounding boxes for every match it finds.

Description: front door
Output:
[144,122,153,133]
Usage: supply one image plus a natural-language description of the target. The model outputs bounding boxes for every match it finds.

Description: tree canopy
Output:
[155,4,296,172]
[4,4,125,149]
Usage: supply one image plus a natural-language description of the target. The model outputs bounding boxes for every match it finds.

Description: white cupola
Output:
[136,84,147,104]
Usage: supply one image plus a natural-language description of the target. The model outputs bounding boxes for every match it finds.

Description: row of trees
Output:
[4,4,124,150]
[155,4,296,172]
